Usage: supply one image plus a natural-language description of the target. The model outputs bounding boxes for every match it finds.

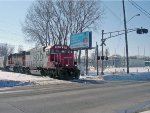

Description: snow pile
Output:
[103,73,150,81]
[72,75,104,84]
[0,71,53,82]
[104,67,150,74]
[80,75,103,80]
[80,67,150,81]
[0,70,72,87]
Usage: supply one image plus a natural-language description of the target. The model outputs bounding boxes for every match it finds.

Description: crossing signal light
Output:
[137,28,148,34]
[105,56,108,60]
[101,56,105,60]
[97,56,100,60]
[97,56,108,60]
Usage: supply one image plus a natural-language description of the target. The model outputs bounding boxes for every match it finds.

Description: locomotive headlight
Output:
[66,64,68,67]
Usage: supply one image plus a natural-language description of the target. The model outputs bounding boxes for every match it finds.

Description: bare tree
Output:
[22,0,104,46]
[0,43,14,57]
[0,43,14,67]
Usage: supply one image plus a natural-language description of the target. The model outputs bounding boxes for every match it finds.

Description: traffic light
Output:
[142,28,148,33]
[101,56,105,60]
[97,56,100,60]
[105,56,108,60]
[137,28,148,34]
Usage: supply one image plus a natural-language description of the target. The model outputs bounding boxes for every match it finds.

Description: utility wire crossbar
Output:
[103,28,137,41]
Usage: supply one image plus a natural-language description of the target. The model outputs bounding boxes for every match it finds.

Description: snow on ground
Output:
[0,67,150,88]
[80,67,150,81]
[104,67,150,74]
[0,70,72,88]
[103,73,150,81]
[103,67,150,81]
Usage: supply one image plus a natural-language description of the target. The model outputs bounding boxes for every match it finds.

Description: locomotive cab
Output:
[45,45,75,68]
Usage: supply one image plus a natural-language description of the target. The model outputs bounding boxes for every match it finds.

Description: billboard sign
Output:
[70,31,92,49]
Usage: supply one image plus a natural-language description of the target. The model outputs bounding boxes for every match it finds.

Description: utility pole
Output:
[85,49,88,75]
[96,42,99,75]
[122,0,129,74]
[101,30,104,75]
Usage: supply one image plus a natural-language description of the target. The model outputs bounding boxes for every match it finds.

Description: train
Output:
[0,44,80,80]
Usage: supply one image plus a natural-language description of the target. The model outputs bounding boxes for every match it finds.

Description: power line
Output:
[128,0,150,19]
[130,0,150,16]
[102,1,122,23]
[102,1,138,29]
[101,2,125,51]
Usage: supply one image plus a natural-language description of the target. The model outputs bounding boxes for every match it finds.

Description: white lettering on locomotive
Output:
[25,47,48,69]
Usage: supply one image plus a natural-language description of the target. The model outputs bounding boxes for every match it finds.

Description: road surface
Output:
[0,81,150,113]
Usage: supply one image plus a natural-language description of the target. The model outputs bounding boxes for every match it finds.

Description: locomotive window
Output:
[61,50,67,53]
[51,49,54,53]
[50,49,73,53]
[50,49,55,53]
[55,50,61,53]
[68,50,73,53]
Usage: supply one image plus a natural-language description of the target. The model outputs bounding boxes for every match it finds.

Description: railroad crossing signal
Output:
[101,39,106,46]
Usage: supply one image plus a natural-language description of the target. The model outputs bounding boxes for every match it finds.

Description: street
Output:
[0,81,150,113]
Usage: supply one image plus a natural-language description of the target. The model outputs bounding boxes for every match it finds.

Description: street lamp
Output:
[127,14,140,23]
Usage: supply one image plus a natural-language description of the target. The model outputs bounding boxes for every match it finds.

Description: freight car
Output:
[2,45,80,80]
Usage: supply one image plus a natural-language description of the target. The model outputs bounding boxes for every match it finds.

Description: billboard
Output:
[70,31,92,49]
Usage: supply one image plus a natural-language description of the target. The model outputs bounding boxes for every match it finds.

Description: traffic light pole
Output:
[100,27,148,75]
[122,0,129,74]
[101,30,104,75]
[85,49,88,75]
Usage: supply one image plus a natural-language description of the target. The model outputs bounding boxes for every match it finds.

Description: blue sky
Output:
[0,0,150,56]
[0,0,35,51]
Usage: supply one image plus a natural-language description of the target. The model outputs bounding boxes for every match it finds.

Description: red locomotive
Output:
[5,45,80,80]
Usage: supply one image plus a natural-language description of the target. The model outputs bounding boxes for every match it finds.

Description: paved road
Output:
[0,81,150,113]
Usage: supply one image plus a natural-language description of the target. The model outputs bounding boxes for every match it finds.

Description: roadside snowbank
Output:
[0,70,72,87]
[81,67,150,81]
[0,70,52,82]
[104,67,150,74]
